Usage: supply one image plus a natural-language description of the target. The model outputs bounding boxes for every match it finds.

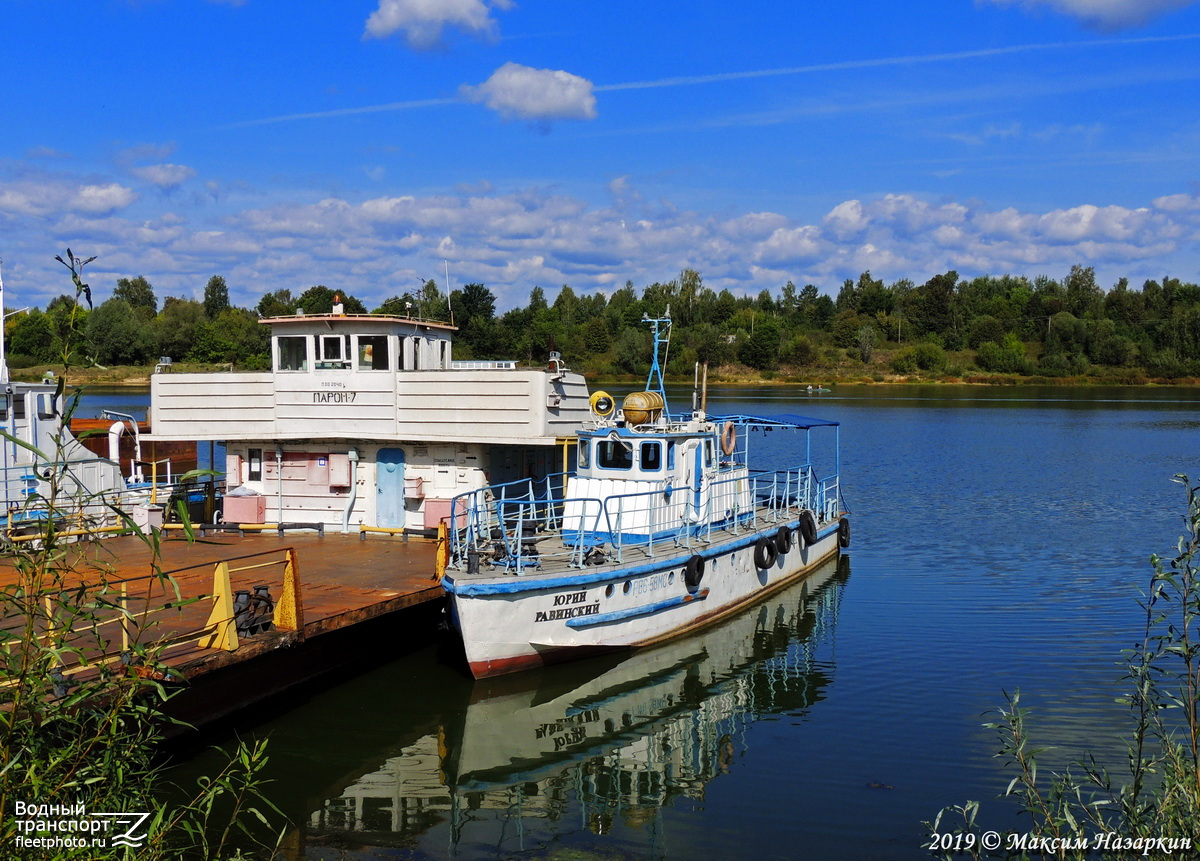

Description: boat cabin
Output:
[562,399,751,547]
[147,312,592,533]
[0,380,126,520]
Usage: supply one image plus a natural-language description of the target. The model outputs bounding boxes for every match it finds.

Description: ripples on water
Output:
[169,385,1200,859]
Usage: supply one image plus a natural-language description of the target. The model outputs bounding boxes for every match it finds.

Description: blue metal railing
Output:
[448,462,841,574]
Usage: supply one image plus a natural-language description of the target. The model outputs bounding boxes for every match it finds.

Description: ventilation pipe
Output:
[103,410,144,483]
[341,447,360,533]
[107,421,125,466]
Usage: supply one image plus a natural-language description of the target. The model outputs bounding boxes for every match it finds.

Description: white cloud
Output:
[823,200,868,240]
[462,63,598,124]
[982,0,1198,29]
[131,163,197,190]
[364,0,513,49]
[0,179,137,217]
[2,162,1198,311]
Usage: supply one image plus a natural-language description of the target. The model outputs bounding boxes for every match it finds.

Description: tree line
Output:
[8,264,1200,380]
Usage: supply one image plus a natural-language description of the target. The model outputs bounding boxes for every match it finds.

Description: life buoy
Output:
[838,516,851,549]
[799,510,818,546]
[775,525,792,554]
[720,421,737,456]
[684,555,705,590]
[753,535,778,569]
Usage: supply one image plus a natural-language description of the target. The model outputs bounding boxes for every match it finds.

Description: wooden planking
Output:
[0,531,442,684]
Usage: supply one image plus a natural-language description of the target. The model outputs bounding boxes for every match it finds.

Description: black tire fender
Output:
[754,535,778,570]
[775,525,792,555]
[799,510,818,546]
[684,554,705,590]
[838,516,851,549]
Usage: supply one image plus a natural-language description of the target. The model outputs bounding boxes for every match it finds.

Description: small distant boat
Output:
[442,312,851,678]
[804,384,831,394]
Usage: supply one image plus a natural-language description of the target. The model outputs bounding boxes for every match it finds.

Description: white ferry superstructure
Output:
[146,311,591,534]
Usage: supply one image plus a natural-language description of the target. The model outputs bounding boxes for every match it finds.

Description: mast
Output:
[641,306,672,409]
[0,259,8,385]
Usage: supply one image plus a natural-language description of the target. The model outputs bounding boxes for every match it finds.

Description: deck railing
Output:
[448,464,840,574]
[0,546,304,696]
[0,462,224,539]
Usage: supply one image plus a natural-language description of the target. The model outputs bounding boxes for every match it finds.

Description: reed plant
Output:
[927,474,1200,859]
[0,250,280,859]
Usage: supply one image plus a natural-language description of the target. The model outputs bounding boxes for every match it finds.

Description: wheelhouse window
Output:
[640,442,662,471]
[597,440,633,470]
[577,440,590,469]
[36,393,57,419]
[318,334,350,369]
[278,336,308,371]
[357,335,390,370]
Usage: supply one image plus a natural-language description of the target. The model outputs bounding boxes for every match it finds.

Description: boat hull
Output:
[444,520,843,678]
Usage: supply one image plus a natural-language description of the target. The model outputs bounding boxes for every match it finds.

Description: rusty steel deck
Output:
[0,530,444,691]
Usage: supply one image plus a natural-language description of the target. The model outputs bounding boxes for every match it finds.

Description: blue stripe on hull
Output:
[566,588,709,629]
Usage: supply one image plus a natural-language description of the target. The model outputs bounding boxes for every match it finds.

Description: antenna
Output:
[0,259,8,384]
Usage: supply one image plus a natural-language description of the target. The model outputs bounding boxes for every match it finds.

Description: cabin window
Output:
[0,396,7,422]
[667,441,676,469]
[13,396,25,420]
[248,448,263,482]
[36,393,56,419]
[640,442,662,471]
[597,440,633,470]
[318,335,350,369]
[357,335,390,370]
[577,440,590,469]
[278,336,308,371]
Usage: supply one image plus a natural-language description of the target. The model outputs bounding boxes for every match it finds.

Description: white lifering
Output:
[720,421,737,456]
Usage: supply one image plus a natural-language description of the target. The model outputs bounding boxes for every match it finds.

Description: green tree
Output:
[155,297,205,361]
[7,311,60,363]
[202,274,230,319]
[86,299,153,365]
[113,275,158,319]
[856,324,879,363]
[296,285,367,316]
[740,319,781,370]
[582,317,611,355]
[450,283,496,327]
[1064,264,1102,318]
[190,308,269,367]
[257,288,295,318]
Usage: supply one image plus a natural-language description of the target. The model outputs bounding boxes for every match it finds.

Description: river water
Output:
[149,384,1200,859]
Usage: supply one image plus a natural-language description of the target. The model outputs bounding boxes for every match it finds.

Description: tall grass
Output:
[0,250,280,859]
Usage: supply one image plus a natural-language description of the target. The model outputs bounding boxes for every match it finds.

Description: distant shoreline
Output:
[13,363,1200,390]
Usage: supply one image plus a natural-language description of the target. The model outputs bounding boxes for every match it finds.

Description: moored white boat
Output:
[442,314,850,678]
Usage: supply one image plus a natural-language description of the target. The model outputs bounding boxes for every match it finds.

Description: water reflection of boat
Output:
[296,554,849,857]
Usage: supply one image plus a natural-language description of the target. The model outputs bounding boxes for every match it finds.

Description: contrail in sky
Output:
[595,33,1200,92]
[225,98,456,128]
[231,33,1200,127]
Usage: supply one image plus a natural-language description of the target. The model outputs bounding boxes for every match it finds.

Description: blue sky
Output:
[2,0,1199,312]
